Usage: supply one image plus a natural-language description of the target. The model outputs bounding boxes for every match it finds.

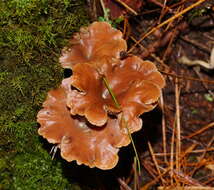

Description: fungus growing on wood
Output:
[37,78,130,170]
[60,22,127,69]
[38,21,165,170]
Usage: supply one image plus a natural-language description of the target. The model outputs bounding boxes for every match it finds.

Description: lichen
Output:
[0,0,89,189]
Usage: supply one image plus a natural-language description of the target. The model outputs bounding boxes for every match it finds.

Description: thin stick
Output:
[158,0,169,24]
[100,0,109,21]
[130,37,214,85]
[140,169,170,190]
[162,27,177,61]
[189,136,214,177]
[123,117,141,175]
[180,36,211,54]
[114,0,138,15]
[148,141,166,185]
[179,144,197,162]
[170,117,176,185]
[161,71,214,84]
[103,77,120,109]
[160,92,168,163]
[128,0,207,53]
[103,76,141,174]
[130,36,170,70]
[141,142,198,189]
[118,178,132,190]
[154,147,214,155]
[123,17,128,37]
[142,161,157,179]
[185,122,214,139]
[175,77,181,174]
[133,157,139,190]
[203,176,214,185]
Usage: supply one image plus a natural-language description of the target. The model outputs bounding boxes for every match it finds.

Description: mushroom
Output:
[67,55,165,130]
[59,21,127,69]
[37,78,130,170]
[38,21,165,170]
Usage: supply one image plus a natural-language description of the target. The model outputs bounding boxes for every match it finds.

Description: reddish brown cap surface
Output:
[67,56,165,130]
[37,78,130,170]
[59,22,127,69]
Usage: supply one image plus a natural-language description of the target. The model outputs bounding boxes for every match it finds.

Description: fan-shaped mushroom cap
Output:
[66,63,110,126]
[67,56,165,130]
[59,22,127,69]
[38,21,166,170]
[37,78,130,170]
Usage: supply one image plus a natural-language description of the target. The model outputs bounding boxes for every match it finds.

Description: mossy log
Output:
[0,0,88,189]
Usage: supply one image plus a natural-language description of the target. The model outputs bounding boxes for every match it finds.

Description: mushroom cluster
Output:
[37,22,165,170]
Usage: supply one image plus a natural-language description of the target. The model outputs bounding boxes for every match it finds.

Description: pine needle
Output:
[102,76,121,109]
[103,76,141,174]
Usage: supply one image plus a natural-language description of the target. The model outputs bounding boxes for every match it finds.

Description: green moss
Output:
[0,0,89,189]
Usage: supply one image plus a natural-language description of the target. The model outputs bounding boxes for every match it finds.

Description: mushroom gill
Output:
[59,21,127,69]
[37,78,130,170]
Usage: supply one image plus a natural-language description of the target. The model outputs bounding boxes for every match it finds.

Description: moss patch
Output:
[0,0,88,189]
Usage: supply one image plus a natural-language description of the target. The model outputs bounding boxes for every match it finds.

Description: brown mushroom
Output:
[59,21,127,69]
[38,21,165,170]
[67,55,165,130]
[37,78,130,170]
